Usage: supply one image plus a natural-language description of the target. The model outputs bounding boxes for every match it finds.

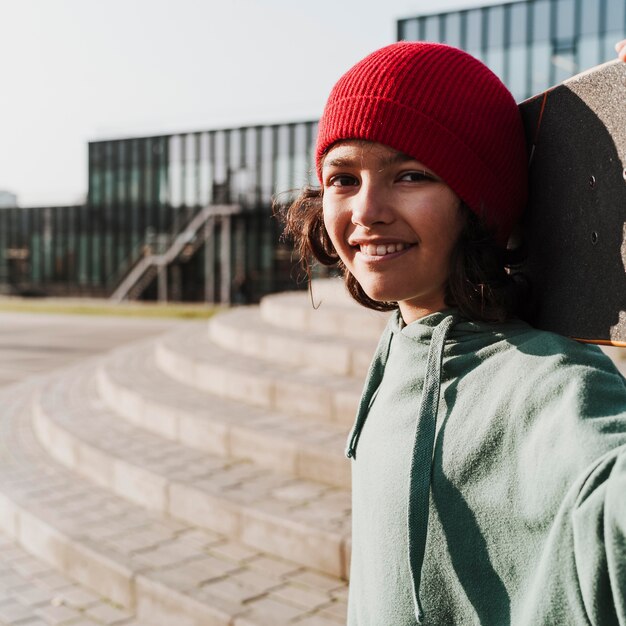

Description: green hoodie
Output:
[346,310,626,625]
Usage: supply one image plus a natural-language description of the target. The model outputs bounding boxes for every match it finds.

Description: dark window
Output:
[531,0,551,42]
[605,0,626,33]
[510,2,528,45]
[466,8,483,52]
[580,0,601,36]
[444,12,462,47]
[487,5,505,47]
[424,15,441,42]
[398,19,419,41]
[555,0,576,40]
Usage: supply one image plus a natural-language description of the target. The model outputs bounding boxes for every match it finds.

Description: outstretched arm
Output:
[616,40,626,62]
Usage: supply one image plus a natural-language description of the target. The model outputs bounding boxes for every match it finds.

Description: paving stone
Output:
[0,573,29,592]
[149,555,241,592]
[317,598,349,621]
[0,599,33,622]
[207,541,260,564]
[235,596,306,625]
[84,601,133,624]
[105,531,168,556]
[175,528,223,549]
[135,575,243,626]
[271,482,331,503]
[34,603,82,624]
[293,612,346,625]
[288,571,346,594]
[269,583,331,611]
[330,586,349,603]
[217,569,284,597]
[200,578,271,605]
[11,584,55,607]
[8,557,50,579]
[54,585,100,609]
[23,567,73,596]
[245,556,302,580]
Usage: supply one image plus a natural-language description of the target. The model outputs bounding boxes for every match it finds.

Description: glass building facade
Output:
[1,121,318,302]
[397,0,626,102]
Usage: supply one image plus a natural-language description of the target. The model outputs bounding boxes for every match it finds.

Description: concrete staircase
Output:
[0,279,387,626]
[1,279,623,625]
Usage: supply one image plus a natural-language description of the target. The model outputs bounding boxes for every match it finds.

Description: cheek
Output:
[434,196,464,249]
[322,201,344,244]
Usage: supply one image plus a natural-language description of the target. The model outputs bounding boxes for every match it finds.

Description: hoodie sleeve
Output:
[572,445,626,626]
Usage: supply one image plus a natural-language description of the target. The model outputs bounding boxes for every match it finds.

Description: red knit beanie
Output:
[316,41,528,246]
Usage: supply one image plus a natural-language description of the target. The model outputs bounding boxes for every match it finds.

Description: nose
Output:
[350,178,394,228]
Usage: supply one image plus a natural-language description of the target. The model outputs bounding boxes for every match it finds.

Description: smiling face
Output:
[321,140,464,324]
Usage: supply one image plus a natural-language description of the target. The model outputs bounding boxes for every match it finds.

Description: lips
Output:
[358,242,411,257]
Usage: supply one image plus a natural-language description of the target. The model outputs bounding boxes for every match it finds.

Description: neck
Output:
[398,298,448,325]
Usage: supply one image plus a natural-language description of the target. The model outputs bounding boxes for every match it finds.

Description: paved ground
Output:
[0,312,185,625]
[0,312,181,387]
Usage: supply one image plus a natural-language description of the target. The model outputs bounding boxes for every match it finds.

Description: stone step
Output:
[306,279,351,303]
[259,290,389,340]
[263,287,626,377]
[208,306,376,378]
[0,531,147,626]
[0,378,348,626]
[33,365,352,579]
[156,325,363,428]
[96,341,351,489]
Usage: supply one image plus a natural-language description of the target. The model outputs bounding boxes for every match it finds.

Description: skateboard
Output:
[518,59,626,346]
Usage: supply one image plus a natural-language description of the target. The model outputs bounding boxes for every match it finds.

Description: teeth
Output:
[360,243,408,256]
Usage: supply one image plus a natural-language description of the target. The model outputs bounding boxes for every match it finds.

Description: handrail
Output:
[110,203,241,302]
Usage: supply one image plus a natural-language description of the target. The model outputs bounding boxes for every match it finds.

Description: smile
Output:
[358,242,412,257]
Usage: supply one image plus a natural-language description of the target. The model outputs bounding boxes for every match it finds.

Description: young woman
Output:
[284,42,626,625]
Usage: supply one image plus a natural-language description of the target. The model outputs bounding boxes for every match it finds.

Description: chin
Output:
[358,282,400,304]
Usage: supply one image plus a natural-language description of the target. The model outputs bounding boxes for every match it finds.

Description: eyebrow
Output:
[322,150,418,170]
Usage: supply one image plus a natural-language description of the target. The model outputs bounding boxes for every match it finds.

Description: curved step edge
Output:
[208,307,376,378]
[95,349,350,490]
[0,395,244,625]
[32,379,351,580]
[154,330,361,428]
[0,489,136,610]
[259,291,389,340]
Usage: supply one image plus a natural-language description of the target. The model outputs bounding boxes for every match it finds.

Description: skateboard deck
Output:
[518,59,626,346]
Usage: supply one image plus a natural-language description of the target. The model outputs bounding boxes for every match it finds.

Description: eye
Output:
[327,174,359,187]
[398,170,436,183]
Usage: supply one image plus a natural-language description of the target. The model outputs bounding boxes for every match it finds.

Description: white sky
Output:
[0,0,500,206]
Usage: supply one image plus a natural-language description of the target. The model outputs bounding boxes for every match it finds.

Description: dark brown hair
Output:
[278,186,527,323]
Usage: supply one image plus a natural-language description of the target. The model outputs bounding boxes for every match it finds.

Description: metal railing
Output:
[110,203,241,303]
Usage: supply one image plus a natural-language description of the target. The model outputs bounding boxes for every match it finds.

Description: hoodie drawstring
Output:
[408,314,457,623]
[345,324,393,459]
[345,312,457,624]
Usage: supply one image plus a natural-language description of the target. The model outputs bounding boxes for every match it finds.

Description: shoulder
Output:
[487,320,624,381]
[456,319,626,436]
